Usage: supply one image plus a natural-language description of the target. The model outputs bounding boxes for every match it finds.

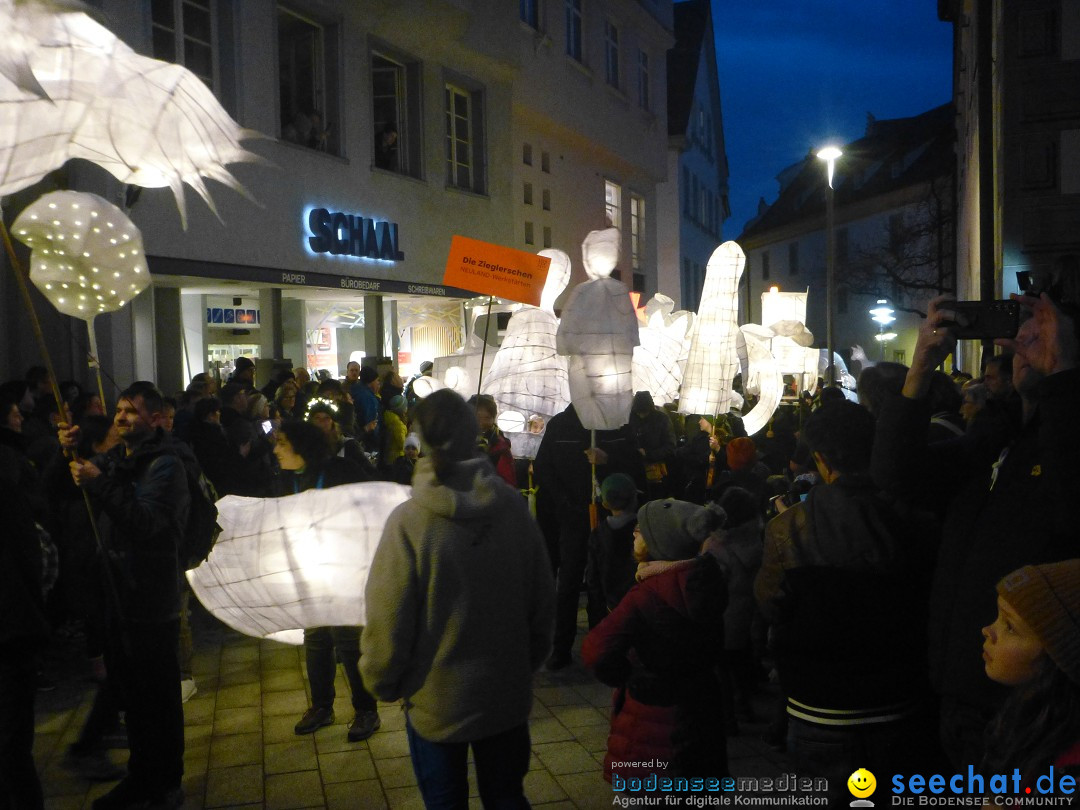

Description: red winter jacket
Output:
[583,555,728,781]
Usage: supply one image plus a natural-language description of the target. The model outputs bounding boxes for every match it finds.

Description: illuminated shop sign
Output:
[306,208,405,262]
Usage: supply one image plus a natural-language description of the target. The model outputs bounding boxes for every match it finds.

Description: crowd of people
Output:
[2,268,1079,808]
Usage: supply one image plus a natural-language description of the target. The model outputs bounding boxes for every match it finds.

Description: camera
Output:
[947,300,1020,340]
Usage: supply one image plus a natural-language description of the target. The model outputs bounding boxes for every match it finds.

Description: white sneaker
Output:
[180,678,198,703]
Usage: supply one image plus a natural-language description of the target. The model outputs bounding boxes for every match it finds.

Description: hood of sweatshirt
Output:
[410,456,507,520]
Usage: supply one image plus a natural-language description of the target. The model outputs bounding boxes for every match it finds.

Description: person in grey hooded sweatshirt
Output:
[361,388,555,809]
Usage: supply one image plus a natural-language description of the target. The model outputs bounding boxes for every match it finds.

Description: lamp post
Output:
[816,145,842,385]
[869,298,897,361]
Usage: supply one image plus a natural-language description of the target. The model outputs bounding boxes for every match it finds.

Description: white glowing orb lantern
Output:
[187,481,412,644]
[678,241,745,417]
[0,3,262,226]
[13,191,149,319]
[481,248,572,459]
[556,229,639,430]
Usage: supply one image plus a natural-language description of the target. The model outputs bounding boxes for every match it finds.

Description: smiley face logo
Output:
[848,768,877,798]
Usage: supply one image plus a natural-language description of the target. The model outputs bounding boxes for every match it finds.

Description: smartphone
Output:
[261,420,273,434]
[948,300,1021,340]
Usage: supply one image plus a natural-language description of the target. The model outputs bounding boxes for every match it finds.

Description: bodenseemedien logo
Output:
[848,768,877,807]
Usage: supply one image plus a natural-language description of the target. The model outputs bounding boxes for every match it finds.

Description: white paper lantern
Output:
[632,293,694,407]
[481,249,572,459]
[738,328,784,436]
[13,191,149,319]
[187,481,412,644]
[556,228,639,430]
[0,3,261,226]
[678,241,745,417]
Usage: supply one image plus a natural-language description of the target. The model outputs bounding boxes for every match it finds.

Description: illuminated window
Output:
[630,194,644,270]
[605,180,622,229]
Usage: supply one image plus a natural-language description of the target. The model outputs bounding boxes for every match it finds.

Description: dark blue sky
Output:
[711,0,954,237]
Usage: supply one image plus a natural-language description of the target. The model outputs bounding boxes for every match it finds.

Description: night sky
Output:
[711,0,954,238]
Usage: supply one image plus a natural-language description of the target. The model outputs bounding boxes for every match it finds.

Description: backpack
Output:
[179,459,223,571]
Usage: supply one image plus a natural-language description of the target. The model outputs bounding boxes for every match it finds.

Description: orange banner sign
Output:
[443,236,551,306]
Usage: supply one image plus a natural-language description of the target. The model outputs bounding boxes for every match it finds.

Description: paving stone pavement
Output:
[33,601,788,809]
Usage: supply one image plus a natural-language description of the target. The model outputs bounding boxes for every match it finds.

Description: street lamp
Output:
[870,298,897,360]
[816,145,842,385]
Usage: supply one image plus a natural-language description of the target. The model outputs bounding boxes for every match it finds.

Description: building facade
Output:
[0,0,674,394]
[940,0,1080,373]
[656,0,729,311]
[737,105,956,371]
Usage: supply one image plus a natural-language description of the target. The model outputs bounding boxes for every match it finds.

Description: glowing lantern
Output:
[481,248,572,459]
[678,241,745,417]
[556,228,640,430]
[0,2,261,226]
[13,191,149,395]
[187,481,412,645]
[632,294,694,407]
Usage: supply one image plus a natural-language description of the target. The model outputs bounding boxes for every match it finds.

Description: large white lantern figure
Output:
[187,481,412,645]
[0,1,261,226]
[556,227,639,430]
[481,248,572,459]
[632,294,694,407]
[678,241,745,417]
[12,191,150,398]
[431,298,510,397]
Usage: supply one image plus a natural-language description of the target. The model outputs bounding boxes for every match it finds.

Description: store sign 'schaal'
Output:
[306,208,405,262]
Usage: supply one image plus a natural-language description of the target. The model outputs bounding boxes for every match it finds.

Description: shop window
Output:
[565,0,583,62]
[630,194,644,271]
[605,179,621,229]
[525,221,535,245]
[278,6,341,155]
[604,19,619,89]
[524,182,534,205]
[445,80,486,194]
[523,142,533,166]
[637,49,649,110]
[372,49,422,177]
[152,0,216,89]
[542,189,551,211]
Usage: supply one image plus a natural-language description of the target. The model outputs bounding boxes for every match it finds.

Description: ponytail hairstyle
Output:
[413,388,479,483]
[981,654,1080,780]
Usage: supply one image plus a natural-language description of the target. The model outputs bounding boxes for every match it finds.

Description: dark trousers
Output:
[106,618,184,795]
[303,626,376,713]
[0,642,43,810]
[406,721,531,809]
[553,517,591,657]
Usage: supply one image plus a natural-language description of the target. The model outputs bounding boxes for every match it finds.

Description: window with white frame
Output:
[152,0,215,89]
[630,194,644,271]
[604,20,619,88]
[605,180,621,229]
[637,49,649,109]
[566,0,583,61]
[372,49,422,177]
[445,81,486,193]
[279,6,340,154]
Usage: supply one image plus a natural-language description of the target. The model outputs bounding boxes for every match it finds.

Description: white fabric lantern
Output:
[187,482,412,645]
[678,241,745,417]
[738,328,784,436]
[0,2,261,226]
[13,191,149,318]
[556,228,639,430]
[632,294,694,407]
[481,249,572,459]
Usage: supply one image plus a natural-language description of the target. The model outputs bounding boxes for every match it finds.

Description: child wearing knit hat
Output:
[582,499,730,782]
[980,559,1080,783]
